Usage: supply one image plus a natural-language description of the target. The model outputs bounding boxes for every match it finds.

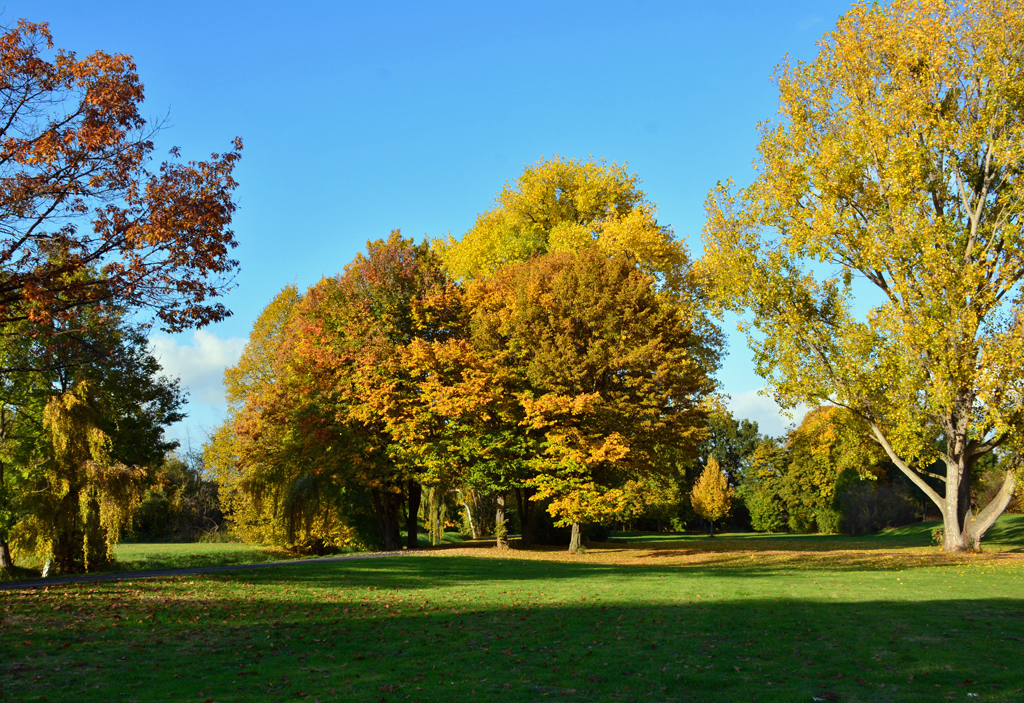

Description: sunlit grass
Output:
[112,542,298,572]
[606,514,1024,553]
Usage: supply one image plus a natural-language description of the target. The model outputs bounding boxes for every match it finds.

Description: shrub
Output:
[815,508,843,534]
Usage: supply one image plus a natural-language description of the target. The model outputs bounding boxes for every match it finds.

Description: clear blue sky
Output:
[9,0,856,446]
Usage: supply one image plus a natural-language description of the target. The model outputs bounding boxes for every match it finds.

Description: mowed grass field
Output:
[2,517,1023,703]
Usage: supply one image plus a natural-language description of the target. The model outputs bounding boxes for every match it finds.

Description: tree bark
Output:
[456,489,479,539]
[495,492,507,548]
[0,537,12,570]
[371,487,403,551]
[514,487,535,546]
[406,480,422,549]
[709,519,715,537]
[568,522,582,552]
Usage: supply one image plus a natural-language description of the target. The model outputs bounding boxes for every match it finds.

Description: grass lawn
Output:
[112,542,299,573]
[2,516,1023,703]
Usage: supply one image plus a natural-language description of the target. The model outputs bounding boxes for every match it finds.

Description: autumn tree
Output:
[212,284,379,552]
[690,457,733,536]
[469,247,718,552]
[740,438,789,533]
[2,309,183,573]
[442,156,690,294]
[702,0,1023,551]
[0,19,242,339]
[204,286,317,549]
[234,232,465,551]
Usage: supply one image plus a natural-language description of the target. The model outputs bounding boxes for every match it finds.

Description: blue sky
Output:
[10,0,856,445]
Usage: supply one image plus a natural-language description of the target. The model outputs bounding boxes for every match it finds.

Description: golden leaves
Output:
[690,457,733,524]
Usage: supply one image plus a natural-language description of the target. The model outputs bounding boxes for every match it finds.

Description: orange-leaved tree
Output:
[0,20,242,339]
[234,232,467,551]
[469,247,718,552]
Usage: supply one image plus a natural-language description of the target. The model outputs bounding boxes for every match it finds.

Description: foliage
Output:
[442,156,689,293]
[701,0,1024,550]
[468,247,718,540]
[205,286,306,548]
[779,407,887,533]
[33,381,148,572]
[740,438,789,533]
[690,457,733,532]
[0,20,242,335]
[1,309,182,573]
[229,232,463,551]
[131,450,224,543]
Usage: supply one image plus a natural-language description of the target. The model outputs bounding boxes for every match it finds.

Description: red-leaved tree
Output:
[0,19,242,342]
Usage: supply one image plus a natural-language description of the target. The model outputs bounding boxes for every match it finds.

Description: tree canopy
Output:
[441,156,690,293]
[469,247,719,550]
[0,20,242,336]
[701,0,1023,551]
[690,457,732,536]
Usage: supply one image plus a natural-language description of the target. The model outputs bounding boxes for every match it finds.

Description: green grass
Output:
[111,542,299,573]
[3,519,1024,702]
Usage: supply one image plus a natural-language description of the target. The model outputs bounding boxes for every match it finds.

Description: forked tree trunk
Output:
[568,522,582,553]
[495,493,507,548]
[870,422,1017,553]
[406,480,422,549]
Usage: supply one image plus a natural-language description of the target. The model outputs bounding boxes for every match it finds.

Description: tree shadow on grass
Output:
[4,571,1024,703]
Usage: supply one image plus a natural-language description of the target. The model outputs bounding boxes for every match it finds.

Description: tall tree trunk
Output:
[514,487,535,547]
[0,459,10,570]
[456,489,480,539]
[568,522,582,553]
[494,492,507,548]
[709,519,715,537]
[406,480,422,549]
[0,537,12,570]
[371,487,403,551]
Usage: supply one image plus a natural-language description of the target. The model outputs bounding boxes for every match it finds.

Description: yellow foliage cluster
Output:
[441,156,690,294]
[690,457,733,524]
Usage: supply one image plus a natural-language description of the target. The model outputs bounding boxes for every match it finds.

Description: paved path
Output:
[0,550,409,591]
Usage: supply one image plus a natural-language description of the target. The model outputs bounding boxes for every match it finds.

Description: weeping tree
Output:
[17,382,148,573]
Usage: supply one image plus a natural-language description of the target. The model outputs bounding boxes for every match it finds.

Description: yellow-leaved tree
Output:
[441,156,690,294]
[702,0,1023,551]
[690,457,732,537]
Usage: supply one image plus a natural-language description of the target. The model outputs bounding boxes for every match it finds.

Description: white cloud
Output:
[149,330,246,406]
[726,387,810,438]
